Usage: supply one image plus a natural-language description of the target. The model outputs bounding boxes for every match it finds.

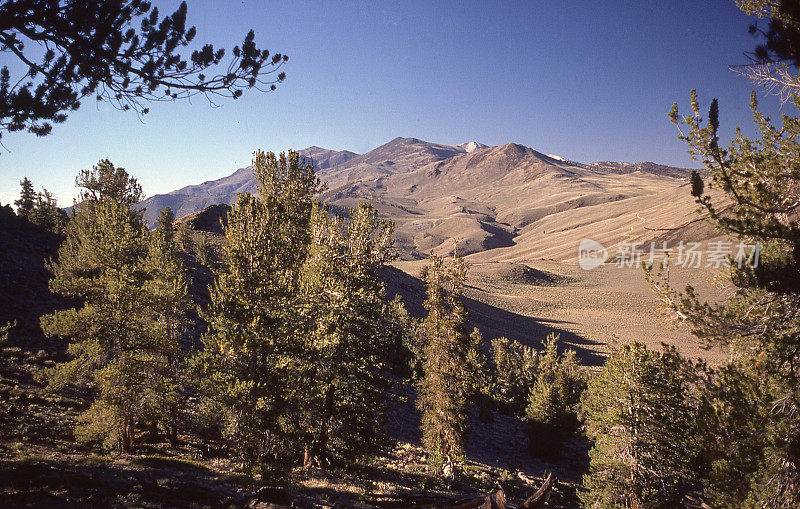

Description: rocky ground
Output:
[0,348,583,507]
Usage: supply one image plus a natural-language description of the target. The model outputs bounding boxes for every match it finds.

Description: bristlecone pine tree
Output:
[300,201,395,465]
[416,253,483,470]
[193,150,323,464]
[14,177,35,220]
[652,85,800,507]
[491,336,538,415]
[29,188,67,234]
[525,333,585,461]
[41,160,188,452]
[140,207,190,445]
[581,342,698,509]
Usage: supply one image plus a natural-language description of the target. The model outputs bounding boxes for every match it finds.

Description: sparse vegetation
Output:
[8,3,800,507]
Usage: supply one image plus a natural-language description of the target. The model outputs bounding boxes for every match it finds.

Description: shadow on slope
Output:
[0,207,70,353]
[383,266,603,367]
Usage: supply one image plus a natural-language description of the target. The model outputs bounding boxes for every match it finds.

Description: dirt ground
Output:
[393,257,729,366]
[0,349,581,508]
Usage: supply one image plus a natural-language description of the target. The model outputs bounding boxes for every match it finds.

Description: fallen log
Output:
[682,492,714,509]
[368,472,555,508]
[368,489,506,508]
[522,472,553,509]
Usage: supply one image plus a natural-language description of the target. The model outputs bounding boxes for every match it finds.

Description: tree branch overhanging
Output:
[0,0,288,144]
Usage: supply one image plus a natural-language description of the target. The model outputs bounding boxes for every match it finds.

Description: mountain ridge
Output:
[136,136,704,262]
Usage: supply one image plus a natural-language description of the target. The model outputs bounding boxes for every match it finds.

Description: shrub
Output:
[525,333,585,461]
[491,336,538,415]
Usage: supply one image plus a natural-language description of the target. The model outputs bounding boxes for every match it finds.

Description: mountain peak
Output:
[496,142,532,154]
[388,136,418,143]
[457,141,488,153]
[137,136,691,233]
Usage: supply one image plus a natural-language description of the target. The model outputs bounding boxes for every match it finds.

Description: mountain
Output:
[136,146,358,226]
[300,146,359,170]
[137,138,471,226]
[315,137,469,190]
[458,141,489,153]
[137,137,709,262]
[318,141,711,260]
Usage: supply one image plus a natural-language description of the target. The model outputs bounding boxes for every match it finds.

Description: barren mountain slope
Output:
[315,137,470,190]
[138,136,712,263]
[137,146,358,226]
[322,141,717,260]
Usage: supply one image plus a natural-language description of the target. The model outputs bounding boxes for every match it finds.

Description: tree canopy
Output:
[0,1,287,141]
[736,1,800,96]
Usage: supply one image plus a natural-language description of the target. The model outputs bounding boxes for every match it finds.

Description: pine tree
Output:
[659,84,800,506]
[41,160,148,452]
[300,201,395,465]
[1,1,287,144]
[193,150,323,464]
[14,177,35,219]
[690,359,780,507]
[491,336,538,414]
[581,342,698,509]
[29,188,67,234]
[416,254,482,470]
[41,160,187,452]
[525,333,585,461]
[140,207,190,445]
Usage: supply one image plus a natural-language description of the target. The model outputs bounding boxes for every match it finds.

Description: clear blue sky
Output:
[0,0,787,205]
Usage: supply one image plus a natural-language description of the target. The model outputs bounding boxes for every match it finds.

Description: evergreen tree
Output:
[14,177,35,219]
[1,1,287,143]
[581,342,698,509]
[41,159,147,452]
[416,254,482,470]
[193,150,322,464]
[660,84,800,506]
[41,160,186,452]
[525,333,585,461]
[491,336,538,414]
[690,359,782,508]
[300,201,395,465]
[734,0,800,98]
[29,188,67,234]
[140,207,190,445]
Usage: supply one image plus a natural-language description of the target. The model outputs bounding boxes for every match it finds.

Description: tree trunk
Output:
[166,413,179,447]
[121,417,134,453]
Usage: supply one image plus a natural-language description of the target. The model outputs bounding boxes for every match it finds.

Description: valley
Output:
[141,136,727,362]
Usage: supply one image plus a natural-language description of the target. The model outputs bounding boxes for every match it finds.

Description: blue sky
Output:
[0,0,787,204]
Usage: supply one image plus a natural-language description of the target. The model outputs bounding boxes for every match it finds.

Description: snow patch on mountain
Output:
[458,141,489,153]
